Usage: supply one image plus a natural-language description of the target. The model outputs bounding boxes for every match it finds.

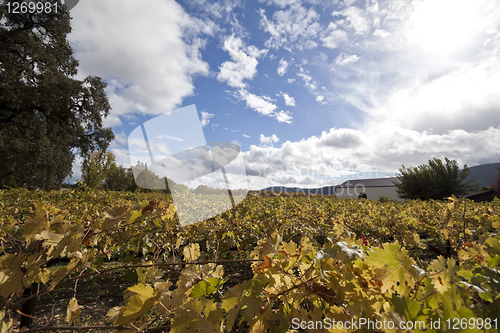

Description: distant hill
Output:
[259,185,337,195]
[463,163,500,188]
[257,162,500,195]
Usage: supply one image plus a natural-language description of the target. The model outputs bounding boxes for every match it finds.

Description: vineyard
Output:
[0,188,500,332]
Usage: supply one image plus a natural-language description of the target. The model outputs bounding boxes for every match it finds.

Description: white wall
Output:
[335,186,402,201]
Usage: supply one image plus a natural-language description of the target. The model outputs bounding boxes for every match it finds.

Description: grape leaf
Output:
[190,278,223,298]
[115,283,159,326]
[65,298,81,323]
[427,256,458,294]
[365,241,416,296]
[0,253,26,298]
[183,243,201,262]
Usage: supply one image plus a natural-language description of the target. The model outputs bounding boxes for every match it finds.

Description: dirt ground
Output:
[20,261,254,332]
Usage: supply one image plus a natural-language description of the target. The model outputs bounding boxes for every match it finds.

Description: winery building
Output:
[334,177,401,201]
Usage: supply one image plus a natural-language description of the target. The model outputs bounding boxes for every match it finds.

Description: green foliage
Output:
[103,164,134,191]
[81,151,116,189]
[0,0,114,190]
[395,157,478,200]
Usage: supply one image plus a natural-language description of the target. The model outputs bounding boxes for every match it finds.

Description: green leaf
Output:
[129,210,142,223]
[190,278,223,298]
[391,295,422,320]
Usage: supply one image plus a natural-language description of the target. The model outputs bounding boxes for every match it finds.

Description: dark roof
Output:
[464,189,497,202]
[336,177,398,188]
[463,163,500,188]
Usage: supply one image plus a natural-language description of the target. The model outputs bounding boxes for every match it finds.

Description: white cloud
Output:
[217,35,268,89]
[282,92,296,106]
[238,90,277,116]
[200,111,214,127]
[260,0,301,8]
[316,95,327,105]
[243,134,250,138]
[408,0,486,56]
[304,40,318,49]
[260,133,280,145]
[243,125,500,189]
[275,110,293,124]
[69,0,212,119]
[236,89,294,123]
[335,53,360,66]
[297,66,318,91]
[375,61,500,134]
[155,134,183,141]
[321,23,348,49]
[259,3,321,49]
[332,6,371,35]
[277,58,289,76]
[103,114,123,127]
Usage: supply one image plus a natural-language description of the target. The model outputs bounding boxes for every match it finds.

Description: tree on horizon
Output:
[394,157,478,200]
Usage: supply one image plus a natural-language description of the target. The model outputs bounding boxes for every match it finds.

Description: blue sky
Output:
[66,0,500,190]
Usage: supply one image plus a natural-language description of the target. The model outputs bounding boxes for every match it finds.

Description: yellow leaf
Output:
[0,254,25,298]
[183,243,200,262]
[0,310,13,332]
[126,283,154,299]
[365,241,416,296]
[65,298,81,323]
[427,256,458,294]
[281,241,298,256]
[115,283,160,326]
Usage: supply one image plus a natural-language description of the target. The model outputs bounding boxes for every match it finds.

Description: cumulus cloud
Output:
[282,92,296,106]
[260,133,280,145]
[243,125,500,189]
[275,110,293,123]
[318,128,363,148]
[217,35,268,89]
[69,0,212,119]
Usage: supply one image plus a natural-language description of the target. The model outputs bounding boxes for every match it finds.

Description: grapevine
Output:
[0,189,499,332]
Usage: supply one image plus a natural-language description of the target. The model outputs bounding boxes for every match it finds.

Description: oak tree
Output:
[0,0,114,190]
